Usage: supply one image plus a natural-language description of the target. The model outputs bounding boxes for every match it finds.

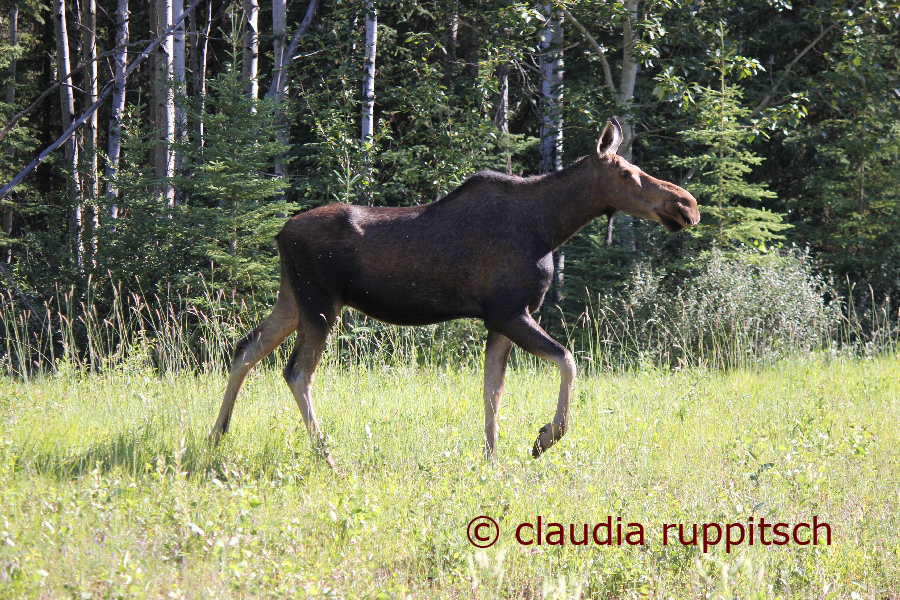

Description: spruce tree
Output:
[176,29,298,297]
[672,28,789,248]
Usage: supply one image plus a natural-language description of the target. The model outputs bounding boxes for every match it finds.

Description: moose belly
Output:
[344,277,483,326]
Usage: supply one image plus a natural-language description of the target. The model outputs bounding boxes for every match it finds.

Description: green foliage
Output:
[670,28,789,248]
[782,13,900,302]
[2,0,899,369]
[290,0,539,210]
[176,52,297,296]
[96,41,297,300]
[97,104,188,286]
[577,249,843,370]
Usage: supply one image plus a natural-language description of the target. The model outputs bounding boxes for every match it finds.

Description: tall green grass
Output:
[1,356,898,597]
[1,251,897,379]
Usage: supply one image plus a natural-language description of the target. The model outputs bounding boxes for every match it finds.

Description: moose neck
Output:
[531,157,608,252]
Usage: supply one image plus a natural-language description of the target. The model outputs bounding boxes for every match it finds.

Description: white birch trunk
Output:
[191,1,211,150]
[173,0,187,155]
[267,0,319,100]
[53,0,83,270]
[615,0,640,250]
[82,0,99,266]
[445,8,457,84]
[2,7,16,262]
[106,0,128,220]
[359,0,377,204]
[155,0,176,209]
[538,3,564,306]
[361,0,377,144]
[272,0,287,177]
[615,0,639,162]
[3,5,18,262]
[493,63,511,175]
[242,0,259,100]
[538,3,563,176]
[272,0,286,92]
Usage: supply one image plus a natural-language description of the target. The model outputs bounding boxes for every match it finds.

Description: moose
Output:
[210,118,699,466]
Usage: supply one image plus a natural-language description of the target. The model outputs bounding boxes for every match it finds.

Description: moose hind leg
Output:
[284,320,335,468]
[492,311,576,459]
[210,288,299,441]
[483,331,514,463]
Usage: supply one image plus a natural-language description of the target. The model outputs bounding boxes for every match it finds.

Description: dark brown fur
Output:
[210,119,699,464]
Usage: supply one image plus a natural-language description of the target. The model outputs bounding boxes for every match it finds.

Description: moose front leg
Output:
[483,331,514,463]
[493,311,576,459]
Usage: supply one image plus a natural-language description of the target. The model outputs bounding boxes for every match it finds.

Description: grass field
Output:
[0,354,898,598]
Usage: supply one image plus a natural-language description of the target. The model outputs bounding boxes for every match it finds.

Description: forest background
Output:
[1,0,899,372]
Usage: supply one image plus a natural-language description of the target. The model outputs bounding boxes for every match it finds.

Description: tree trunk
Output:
[54,0,83,271]
[361,0,377,144]
[539,3,564,305]
[106,0,128,221]
[3,5,18,263]
[272,0,286,96]
[493,63,511,175]
[272,0,287,178]
[155,0,176,209]
[538,4,563,176]
[269,0,319,180]
[81,0,99,266]
[190,0,211,151]
[462,10,479,80]
[267,0,320,100]
[173,0,186,158]
[615,0,639,161]
[360,0,377,204]
[614,0,640,252]
[445,7,458,85]
[241,0,259,100]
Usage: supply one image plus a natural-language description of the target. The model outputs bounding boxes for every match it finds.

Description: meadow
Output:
[0,352,898,598]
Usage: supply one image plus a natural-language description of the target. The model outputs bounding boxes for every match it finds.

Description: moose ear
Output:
[596,118,623,157]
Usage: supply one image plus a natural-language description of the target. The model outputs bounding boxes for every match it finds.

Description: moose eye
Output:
[619,169,631,179]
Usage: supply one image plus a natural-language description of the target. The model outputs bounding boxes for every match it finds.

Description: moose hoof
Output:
[208,428,225,446]
[313,437,337,470]
[321,449,336,470]
[531,423,558,459]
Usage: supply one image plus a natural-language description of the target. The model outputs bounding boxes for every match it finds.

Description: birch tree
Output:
[53,0,82,270]
[106,0,128,219]
[81,0,99,265]
[538,3,564,304]
[267,0,319,102]
[155,0,176,208]
[189,0,211,149]
[241,0,259,100]
[268,0,319,178]
[360,0,377,203]
[538,3,563,176]
[173,0,186,155]
[360,0,377,144]
[493,63,511,174]
[2,3,17,262]
[271,0,286,176]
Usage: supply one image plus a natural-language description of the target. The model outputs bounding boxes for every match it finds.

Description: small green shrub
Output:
[579,249,843,369]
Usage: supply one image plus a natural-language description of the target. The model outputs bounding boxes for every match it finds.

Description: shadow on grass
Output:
[10,421,325,483]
